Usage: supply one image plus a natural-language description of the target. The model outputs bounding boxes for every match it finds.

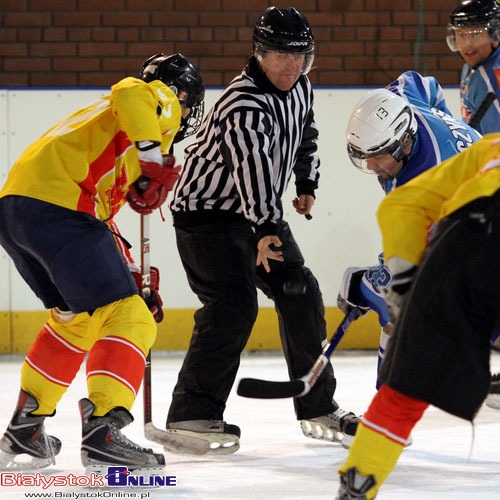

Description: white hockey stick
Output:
[140,214,211,454]
[237,307,361,399]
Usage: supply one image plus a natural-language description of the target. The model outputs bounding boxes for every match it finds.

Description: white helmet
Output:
[346,88,417,174]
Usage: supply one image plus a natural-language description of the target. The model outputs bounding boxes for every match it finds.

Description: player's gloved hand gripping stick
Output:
[237,307,362,399]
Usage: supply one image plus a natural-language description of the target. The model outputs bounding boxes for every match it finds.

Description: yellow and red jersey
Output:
[0,77,181,221]
[378,133,500,265]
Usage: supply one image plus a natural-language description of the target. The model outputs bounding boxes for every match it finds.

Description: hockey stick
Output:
[139,215,215,455]
[237,307,361,399]
[140,214,155,437]
[468,92,496,130]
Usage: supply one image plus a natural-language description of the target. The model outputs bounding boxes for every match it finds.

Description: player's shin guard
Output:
[338,385,427,498]
[86,295,156,415]
[22,321,88,415]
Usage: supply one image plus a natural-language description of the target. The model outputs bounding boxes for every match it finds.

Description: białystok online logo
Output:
[0,467,176,488]
[105,466,176,487]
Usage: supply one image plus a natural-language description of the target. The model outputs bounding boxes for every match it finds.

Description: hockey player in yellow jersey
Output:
[0,53,204,473]
[336,133,500,499]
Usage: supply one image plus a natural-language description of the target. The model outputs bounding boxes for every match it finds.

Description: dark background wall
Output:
[0,0,460,88]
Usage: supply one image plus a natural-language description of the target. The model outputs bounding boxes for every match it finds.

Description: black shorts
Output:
[0,196,137,313]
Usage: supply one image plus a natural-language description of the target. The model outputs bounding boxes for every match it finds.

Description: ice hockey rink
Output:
[0,349,499,500]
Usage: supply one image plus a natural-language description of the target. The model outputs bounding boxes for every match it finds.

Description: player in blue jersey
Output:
[337,71,482,404]
[446,0,500,134]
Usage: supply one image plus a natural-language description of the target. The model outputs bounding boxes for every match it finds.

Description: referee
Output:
[165,6,359,453]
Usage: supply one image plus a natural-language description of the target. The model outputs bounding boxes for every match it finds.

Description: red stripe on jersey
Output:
[25,324,87,387]
[86,336,146,395]
[76,131,132,215]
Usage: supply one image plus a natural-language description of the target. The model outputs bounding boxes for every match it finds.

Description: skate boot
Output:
[485,372,500,409]
[79,398,165,475]
[165,419,241,455]
[301,406,359,448]
[336,467,377,500]
[0,390,61,470]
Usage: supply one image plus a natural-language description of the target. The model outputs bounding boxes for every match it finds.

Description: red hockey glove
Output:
[127,153,181,215]
[132,266,164,323]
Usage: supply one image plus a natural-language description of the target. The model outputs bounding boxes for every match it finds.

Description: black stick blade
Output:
[237,377,305,399]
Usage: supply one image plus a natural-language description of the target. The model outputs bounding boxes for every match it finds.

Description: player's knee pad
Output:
[92,294,157,355]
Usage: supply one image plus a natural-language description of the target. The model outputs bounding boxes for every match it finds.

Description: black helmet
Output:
[139,53,205,142]
[253,7,314,53]
[447,0,500,51]
[253,7,315,74]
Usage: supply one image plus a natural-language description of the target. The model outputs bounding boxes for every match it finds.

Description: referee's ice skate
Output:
[300,406,359,448]
[165,419,241,455]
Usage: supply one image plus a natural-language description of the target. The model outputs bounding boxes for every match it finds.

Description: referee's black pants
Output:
[167,220,337,423]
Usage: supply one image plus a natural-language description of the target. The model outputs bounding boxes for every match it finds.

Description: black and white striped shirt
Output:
[170,56,320,238]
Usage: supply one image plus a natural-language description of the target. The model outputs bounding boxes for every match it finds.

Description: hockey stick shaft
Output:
[237,307,361,399]
[468,92,496,130]
[141,214,153,426]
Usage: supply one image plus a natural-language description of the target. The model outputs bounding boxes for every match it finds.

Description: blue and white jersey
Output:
[357,71,481,328]
[460,45,500,135]
[380,71,482,194]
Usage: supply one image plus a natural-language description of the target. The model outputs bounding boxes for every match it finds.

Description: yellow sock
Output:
[339,422,405,499]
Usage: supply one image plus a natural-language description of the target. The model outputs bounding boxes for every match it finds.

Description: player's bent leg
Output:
[336,385,428,499]
[0,312,92,470]
[21,312,91,415]
[0,390,61,471]
[80,295,164,473]
[86,295,156,415]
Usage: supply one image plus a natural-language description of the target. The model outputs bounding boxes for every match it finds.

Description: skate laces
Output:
[107,422,151,452]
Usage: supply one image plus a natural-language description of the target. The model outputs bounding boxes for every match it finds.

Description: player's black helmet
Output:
[253,7,315,74]
[139,53,205,142]
[447,0,500,51]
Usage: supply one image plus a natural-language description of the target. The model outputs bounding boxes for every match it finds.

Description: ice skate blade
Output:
[485,394,500,409]
[0,450,54,471]
[300,419,344,444]
[163,428,240,455]
[144,424,212,455]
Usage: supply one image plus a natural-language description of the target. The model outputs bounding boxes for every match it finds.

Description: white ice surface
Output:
[0,350,499,499]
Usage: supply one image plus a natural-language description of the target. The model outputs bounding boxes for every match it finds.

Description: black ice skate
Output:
[485,372,500,409]
[165,419,241,455]
[336,467,377,500]
[79,398,165,475]
[301,406,360,448]
[0,390,61,470]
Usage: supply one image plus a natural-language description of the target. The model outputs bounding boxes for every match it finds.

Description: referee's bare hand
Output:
[257,235,283,273]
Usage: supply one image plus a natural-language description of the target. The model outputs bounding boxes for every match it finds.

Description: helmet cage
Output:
[176,100,205,143]
[139,53,205,142]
